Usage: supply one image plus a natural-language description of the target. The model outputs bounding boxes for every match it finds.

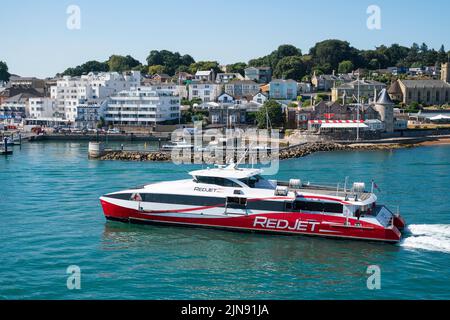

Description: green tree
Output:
[274,56,306,80]
[338,60,354,73]
[188,61,221,75]
[107,55,141,72]
[438,45,447,63]
[62,60,109,76]
[0,61,11,82]
[248,44,302,70]
[256,100,284,128]
[146,50,195,76]
[226,62,247,76]
[309,39,360,73]
[148,65,166,75]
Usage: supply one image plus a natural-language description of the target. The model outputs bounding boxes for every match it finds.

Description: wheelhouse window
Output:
[195,176,241,188]
[239,175,274,189]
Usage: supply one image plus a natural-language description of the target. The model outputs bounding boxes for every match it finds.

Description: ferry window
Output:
[227,197,247,206]
[196,176,240,188]
[285,202,293,210]
[294,201,343,213]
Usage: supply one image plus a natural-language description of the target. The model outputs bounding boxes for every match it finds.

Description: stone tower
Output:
[441,63,450,83]
[374,88,395,133]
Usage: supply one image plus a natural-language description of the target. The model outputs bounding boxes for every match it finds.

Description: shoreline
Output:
[93,137,450,162]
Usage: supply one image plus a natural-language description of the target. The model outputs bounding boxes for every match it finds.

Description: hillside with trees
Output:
[47,40,450,79]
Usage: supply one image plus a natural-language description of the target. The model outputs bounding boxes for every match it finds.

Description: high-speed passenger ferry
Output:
[100,164,406,242]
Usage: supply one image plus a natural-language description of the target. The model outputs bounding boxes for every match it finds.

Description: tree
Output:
[0,61,11,82]
[274,56,306,80]
[148,65,166,75]
[248,44,302,70]
[62,60,109,76]
[107,55,141,72]
[309,39,360,73]
[146,50,195,76]
[338,60,354,74]
[256,100,284,128]
[226,62,247,76]
[188,61,221,75]
[438,45,448,63]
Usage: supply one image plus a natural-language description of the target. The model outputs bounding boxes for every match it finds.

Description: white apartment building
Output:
[188,82,223,102]
[50,71,141,122]
[26,97,68,125]
[104,87,180,126]
[145,83,188,99]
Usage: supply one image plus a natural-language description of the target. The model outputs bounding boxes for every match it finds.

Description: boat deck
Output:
[278,181,373,201]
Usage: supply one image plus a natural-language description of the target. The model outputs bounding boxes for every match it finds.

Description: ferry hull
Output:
[100,199,402,243]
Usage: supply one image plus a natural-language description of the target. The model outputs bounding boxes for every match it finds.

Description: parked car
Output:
[107,128,120,134]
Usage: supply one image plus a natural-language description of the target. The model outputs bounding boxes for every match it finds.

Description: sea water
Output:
[0,142,449,299]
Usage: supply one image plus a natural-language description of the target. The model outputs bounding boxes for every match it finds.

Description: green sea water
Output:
[1,141,449,299]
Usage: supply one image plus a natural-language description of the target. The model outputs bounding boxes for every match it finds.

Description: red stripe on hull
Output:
[100,200,401,242]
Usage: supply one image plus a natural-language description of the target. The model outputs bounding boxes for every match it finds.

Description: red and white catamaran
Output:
[100,163,406,243]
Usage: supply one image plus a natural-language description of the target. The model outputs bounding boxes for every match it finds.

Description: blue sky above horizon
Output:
[1,0,449,78]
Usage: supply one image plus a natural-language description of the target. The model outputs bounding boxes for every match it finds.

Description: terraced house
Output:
[224,80,260,98]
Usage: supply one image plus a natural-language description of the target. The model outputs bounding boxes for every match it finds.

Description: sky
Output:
[1,0,449,78]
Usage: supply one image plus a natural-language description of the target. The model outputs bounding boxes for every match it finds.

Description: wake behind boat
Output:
[100,163,406,243]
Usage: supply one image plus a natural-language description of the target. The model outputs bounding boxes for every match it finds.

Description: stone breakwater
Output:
[99,151,171,161]
[278,142,415,160]
[96,142,419,162]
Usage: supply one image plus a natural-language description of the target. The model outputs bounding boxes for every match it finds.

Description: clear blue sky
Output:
[1,0,449,78]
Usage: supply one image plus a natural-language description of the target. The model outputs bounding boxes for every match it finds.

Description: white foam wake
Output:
[400,224,450,254]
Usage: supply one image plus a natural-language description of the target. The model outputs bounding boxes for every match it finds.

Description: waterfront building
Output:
[104,87,180,126]
[24,97,68,126]
[224,80,260,98]
[188,82,223,102]
[215,73,244,83]
[0,94,29,125]
[331,79,386,102]
[144,83,188,99]
[387,79,450,105]
[208,105,247,126]
[311,72,356,91]
[269,79,298,100]
[244,67,272,84]
[0,87,43,105]
[50,71,141,124]
[75,99,108,129]
[194,69,215,82]
[8,76,46,94]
